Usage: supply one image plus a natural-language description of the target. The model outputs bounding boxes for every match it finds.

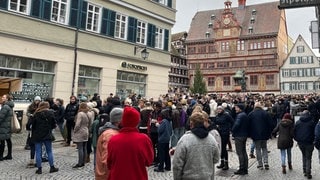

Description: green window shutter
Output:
[79,0,87,30]
[69,0,80,27]
[164,29,169,51]
[101,8,115,37]
[147,23,155,48]
[31,0,41,18]
[127,17,137,43]
[101,8,108,35]
[43,0,52,21]
[167,0,172,8]
[298,57,302,64]
[0,0,8,9]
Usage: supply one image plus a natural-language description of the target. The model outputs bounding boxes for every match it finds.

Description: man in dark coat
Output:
[214,106,234,170]
[232,103,250,175]
[64,95,79,146]
[294,110,317,179]
[248,102,273,170]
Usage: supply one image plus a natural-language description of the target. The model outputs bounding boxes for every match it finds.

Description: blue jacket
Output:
[214,112,234,136]
[158,119,172,143]
[294,111,316,145]
[232,111,249,137]
[248,107,273,140]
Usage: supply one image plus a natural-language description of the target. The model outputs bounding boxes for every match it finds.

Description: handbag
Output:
[11,110,20,133]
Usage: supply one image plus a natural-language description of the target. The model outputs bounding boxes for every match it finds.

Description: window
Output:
[248,27,253,34]
[315,82,320,90]
[247,60,259,66]
[115,13,127,39]
[116,71,146,100]
[9,0,29,14]
[208,77,215,86]
[291,69,297,77]
[263,41,275,48]
[250,75,258,85]
[86,3,101,32]
[307,82,313,90]
[266,74,274,85]
[217,62,229,68]
[315,68,320,76]
[237,40,245,51]
[188,47,196,54]
[158,0,168,5]
[51,0,68,24]
[78,65,101,98]
[299,82,306,90]
[297,46,305,53]
[223,76,230,86]
[289,57,296,64]
[198,46,206,53]
[209,45,216,53]
[221,42,229,52]
[136,20,147,44]
[0,55,55,101]
[155,27,164,49]
[231,61,244,67]
[262,59,276,66]
[284,83,290,91]
[283,69,289,77]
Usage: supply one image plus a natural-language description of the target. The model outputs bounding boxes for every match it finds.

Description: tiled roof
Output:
[187,1,281,41]
[171,31,187,42]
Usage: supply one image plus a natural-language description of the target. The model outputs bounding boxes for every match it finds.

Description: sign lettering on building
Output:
[120,61,147,71]
[279,0,320,9]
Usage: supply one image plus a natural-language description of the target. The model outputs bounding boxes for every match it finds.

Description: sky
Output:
[172,0,319,55]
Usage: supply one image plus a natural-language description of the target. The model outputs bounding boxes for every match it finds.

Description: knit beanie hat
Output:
[110,107,123,123]
[121,107,140,127]
[34,96,41,101]
[283,113,292,120]
[235,103,245,111]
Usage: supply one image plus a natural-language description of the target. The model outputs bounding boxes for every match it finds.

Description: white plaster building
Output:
[280,35,320,94]
[0,0,176,104]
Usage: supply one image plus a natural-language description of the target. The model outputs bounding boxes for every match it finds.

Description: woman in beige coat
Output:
[72,102,90,168]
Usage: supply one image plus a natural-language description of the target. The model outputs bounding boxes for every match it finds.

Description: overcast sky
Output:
[172,0,318,54]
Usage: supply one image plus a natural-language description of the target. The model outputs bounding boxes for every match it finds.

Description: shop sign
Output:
[121,61,147,71]
[279,0,320,9]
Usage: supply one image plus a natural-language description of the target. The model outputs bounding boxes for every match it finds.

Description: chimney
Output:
[238,0,246,9]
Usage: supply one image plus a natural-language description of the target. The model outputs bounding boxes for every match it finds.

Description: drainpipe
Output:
[71,28,79,96]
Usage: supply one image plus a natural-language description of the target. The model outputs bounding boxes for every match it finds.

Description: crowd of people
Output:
[0,92,320,179]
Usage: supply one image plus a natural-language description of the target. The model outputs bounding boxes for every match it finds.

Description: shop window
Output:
[78,65,101,98]
[0,55,55,102]
[20,59,32,70]
[7,57,20,68]
[116,71,146,101]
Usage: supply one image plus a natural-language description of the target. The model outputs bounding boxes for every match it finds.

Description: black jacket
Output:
[64,102,79,121]
[294,111,317,145]
[31,110,56,142]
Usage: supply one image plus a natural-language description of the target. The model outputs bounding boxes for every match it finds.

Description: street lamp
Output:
[134,46,149,60]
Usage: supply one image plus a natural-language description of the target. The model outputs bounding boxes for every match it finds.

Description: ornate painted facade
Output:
[186,0,289,94]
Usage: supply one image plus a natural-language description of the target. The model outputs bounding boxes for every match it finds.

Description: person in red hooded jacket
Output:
[107,106,154,180]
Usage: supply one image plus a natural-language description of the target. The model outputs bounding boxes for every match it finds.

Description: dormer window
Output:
[208,22,213,28]
[248,27,253,34]
[206,32,210,38]
[250,17,255,24]
[211,14,216,20]
[252,9,257,15]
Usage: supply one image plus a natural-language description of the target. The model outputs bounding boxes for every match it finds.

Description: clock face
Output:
[223,18,231,25]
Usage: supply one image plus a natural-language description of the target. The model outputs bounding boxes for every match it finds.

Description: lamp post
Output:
[134,46,149,60]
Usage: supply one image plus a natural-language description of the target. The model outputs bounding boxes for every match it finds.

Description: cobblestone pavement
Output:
[1,129,320,180]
